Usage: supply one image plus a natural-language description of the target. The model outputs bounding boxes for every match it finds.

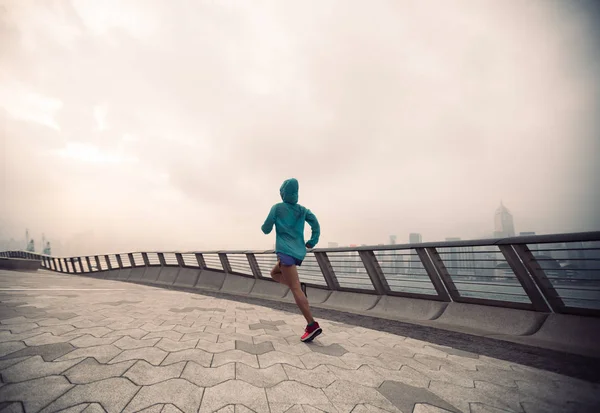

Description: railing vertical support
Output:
[512,244,565,313]
[246,253,262,279]
[176,253,185,267]
[77,257,84,273]
[314,252,340,290]
[358,250,390,295]
[86,257,92,272]
[128,253,136,268]
[219,253,232,274]
[416,248,452,302]
[116,254,124,269]
[95,256,102,272]
[424,247,460,301]
[499,245,550,312]
[104,255,112,271]
[142,253,150,267]
[158,253,166,267]
[195,253,206,270]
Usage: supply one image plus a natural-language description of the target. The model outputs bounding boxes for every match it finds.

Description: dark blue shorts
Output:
[277,252,303,267]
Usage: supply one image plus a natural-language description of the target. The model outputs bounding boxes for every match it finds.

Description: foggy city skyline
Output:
[2,1,600,256]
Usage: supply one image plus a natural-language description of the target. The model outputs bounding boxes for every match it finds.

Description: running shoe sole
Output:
[301,327,322,342]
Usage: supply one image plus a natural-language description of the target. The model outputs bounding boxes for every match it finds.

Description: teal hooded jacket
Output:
[261,178,320,261]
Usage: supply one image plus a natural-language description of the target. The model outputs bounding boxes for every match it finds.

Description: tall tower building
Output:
[409,233,422,244]
[493,202,515,237]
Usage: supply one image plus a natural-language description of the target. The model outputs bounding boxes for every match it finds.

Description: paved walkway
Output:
[0,270,598,413]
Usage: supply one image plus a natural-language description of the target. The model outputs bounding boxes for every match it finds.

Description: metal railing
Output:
[2,231,599,317]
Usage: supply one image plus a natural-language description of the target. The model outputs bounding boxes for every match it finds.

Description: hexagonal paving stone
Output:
[124,360,186,385]
[63,358,136,384]
[200,380,269,413]
[0,376,73,413]
[123,379,203,413]
[40,377,139,413]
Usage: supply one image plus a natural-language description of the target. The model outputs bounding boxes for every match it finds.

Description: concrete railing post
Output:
[195,253,206,270]
[128,253,136,268]
[246,253,262,279]
[219,253,232,274]
[176,253,185,267]
[358,250,390,295]
[314,252,340,290]
[424,247,460,301]
[142,253,151,267]
[512,244,564,313]
[499,245,550,312]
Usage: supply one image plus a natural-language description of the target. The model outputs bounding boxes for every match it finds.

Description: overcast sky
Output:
[1,0,599,255]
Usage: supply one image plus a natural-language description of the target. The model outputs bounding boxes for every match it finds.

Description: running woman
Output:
[261,178,322,342]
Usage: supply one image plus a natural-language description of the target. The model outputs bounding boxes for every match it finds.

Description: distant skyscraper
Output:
[409,233,422,244]
[389,235,397,245]
[493,202,515,237]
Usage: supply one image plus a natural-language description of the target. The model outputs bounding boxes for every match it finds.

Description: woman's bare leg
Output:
[280,264,314,324]
[270,262,285,285]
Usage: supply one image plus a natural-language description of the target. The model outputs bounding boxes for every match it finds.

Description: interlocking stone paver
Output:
[379,380,460,413]
[259,319,286,326]
[81,403,107,413]
[200,380,269,413]
[236,363,287,387]
[40,377,139,413]
[104,328,153,339]
[69,334,119,348]
[217,332,255,344]
[172,324,203,334]
[283,365,337,388]
[58,344,122,363]
[155,338,199,352]
[64,358,136,384]
[161,349,212,367]
[140,323,175,333]
[300,352,350,370]
[61,327,112,338]
[180,361,235,387]
[161,404,184,413]
[0,402,26,413]
[0,330,43,343]
[169,307,204,313]
[324,380,398,412]
[0,376,73,413]
[0,342,26,357]
[1,355,83,382]
[308,343,348,357]
[24,332,79,346]
[124,360,186,385]
[0,356,30,370]
[114,336,161,350]
[212,350,259,368]
[327,365,384,388]
[235,340,274,355]
[124,379,203,413]
[429,345,479,360]
[258,351,305,369]
[267,381,329,404]
[109,346,168,365]
[181,331,219,342]
[195,339,235,353]
[428,381,514,413]
[1,342,75,361]
[144,330,184,341]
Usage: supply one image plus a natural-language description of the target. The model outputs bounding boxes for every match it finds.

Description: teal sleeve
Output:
[305,209,320,248]
[261,205,277,234]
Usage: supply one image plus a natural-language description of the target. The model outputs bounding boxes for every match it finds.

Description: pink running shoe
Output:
[301,321,322,342]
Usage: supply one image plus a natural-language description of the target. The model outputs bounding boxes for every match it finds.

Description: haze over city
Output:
[1,0,599,256]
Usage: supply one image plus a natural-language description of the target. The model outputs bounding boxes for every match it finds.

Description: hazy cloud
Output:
[1,0,599,255]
